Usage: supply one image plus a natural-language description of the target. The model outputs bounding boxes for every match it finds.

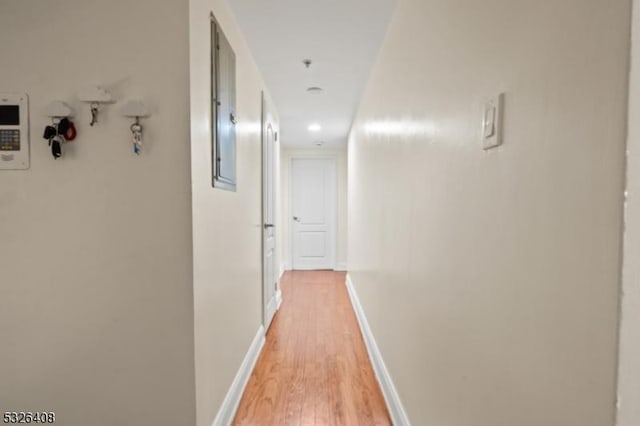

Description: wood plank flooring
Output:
[233,270,391,426]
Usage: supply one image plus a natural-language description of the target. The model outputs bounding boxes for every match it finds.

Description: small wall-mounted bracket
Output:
[121,101,151,155]
[78,86,114,126]
[44,101,74,122]
[121,100,150,119]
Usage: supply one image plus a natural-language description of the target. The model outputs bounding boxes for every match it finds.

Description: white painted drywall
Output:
[189,1,279,425]
[0,1,196,425]
[348,0,630,424]
[617,1,640,424]
[280,147,348,271]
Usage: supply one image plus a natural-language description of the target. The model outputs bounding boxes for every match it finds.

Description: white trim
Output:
[212,326,266,426]
[264,292,279,329]
[276,288,283,310]
[617,4,640,425]
[289,156,338,270]
[335,262,348,272]
[345,274,411,426]
[262,91,279,329]
[280,262,288,277]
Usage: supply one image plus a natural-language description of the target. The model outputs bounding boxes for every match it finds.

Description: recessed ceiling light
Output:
[308,123,322,132]
[307,87,323,94]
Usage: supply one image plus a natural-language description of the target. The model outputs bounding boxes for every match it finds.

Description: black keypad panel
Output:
[0,129,20,151]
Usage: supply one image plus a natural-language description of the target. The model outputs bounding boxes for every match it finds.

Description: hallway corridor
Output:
[2,0,638,425]
[233,271,391,425]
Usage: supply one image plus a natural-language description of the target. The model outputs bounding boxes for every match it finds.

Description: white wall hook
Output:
[78,86,114,126]
[44,101,74,119]
[78,86,113,103]
[121,100,150,118]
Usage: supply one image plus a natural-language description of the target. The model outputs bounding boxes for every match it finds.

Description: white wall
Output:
[617,1,640,424]
[0,1,196,425]
[189,1,278,425]
[348,0,630,425]
[280,147,348,271]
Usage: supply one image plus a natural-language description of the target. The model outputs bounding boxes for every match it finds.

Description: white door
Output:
[291,158,337,270]
[262,93,279,330]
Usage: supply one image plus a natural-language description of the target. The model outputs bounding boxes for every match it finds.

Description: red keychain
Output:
[64,121,77,141]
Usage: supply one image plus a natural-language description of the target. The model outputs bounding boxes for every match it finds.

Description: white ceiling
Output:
[229,0,397,148]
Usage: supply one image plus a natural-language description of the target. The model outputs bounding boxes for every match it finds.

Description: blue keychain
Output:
[130,121,143,155]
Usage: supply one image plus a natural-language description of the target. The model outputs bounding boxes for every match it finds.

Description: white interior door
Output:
[262,94,279,330]
[291,158,337,270]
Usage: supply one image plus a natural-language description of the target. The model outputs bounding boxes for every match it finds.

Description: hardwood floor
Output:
[233,270,391,426]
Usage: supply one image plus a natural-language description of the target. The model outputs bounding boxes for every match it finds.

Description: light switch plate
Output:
[482,93,504,150]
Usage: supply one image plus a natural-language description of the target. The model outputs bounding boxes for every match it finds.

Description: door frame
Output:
[617,4,640,424]
[261,92,281,329]
[289,156,338,270]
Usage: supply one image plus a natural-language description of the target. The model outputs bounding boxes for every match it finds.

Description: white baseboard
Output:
[345,274,411,426]
[279,263,287,278]
[335,262,348,271]
[276,288,283,310]
[212,325,266,426]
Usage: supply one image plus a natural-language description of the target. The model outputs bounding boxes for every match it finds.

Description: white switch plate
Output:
[482,93,504,150]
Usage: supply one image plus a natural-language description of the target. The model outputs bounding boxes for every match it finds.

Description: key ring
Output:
[130,117,143,155]
[90,102,99,126]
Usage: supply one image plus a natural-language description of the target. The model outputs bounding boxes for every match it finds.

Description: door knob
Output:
[293,216,300,222]
[264,223,275,229]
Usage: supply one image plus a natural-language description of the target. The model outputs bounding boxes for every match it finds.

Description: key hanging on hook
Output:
[79,87,113,126]
[130,117,143,155]
[122,100,150,155]
[90,103,99,126]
